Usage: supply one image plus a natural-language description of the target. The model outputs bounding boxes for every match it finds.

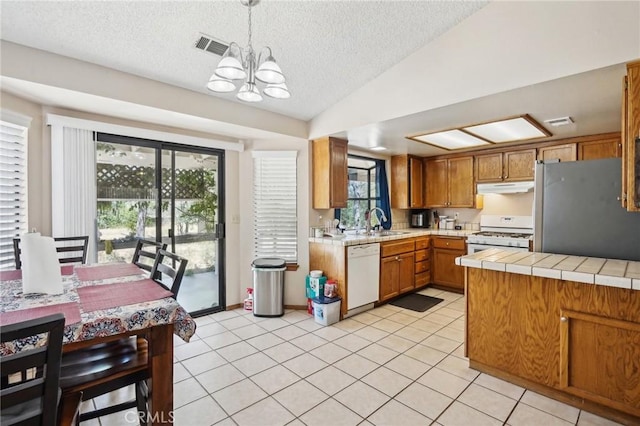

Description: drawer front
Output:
[433,237,466,251]
[415,271,430,287]
[381,240,416,257]
[415,260,429,273]
[415,238,430,250]
[415,249,429,262]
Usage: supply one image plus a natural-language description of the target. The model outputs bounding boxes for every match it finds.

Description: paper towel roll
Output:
[21,233,63,295]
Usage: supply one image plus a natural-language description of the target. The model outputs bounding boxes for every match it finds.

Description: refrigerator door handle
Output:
[532,160,545,253]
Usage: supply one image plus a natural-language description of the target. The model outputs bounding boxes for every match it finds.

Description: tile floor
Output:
[85,288,623,426]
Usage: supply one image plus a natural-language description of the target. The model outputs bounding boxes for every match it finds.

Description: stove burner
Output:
[473,231,533,239]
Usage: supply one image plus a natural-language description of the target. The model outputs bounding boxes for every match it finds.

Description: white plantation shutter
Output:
[253,151,297,262]
[0,121,28,269]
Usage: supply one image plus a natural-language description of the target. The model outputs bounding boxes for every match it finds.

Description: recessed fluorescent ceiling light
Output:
[464,115,550,143]
[370,146,387,151]
[411,129,490,150]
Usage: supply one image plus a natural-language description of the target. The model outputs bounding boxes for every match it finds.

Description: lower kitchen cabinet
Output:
[379,240,415,302]
[431,236,466,292]
[414,237,430,287]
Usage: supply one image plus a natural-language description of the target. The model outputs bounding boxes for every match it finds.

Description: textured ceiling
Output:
[0,0,487,121]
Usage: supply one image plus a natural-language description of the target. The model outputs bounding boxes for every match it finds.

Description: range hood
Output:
[477,181,534,194]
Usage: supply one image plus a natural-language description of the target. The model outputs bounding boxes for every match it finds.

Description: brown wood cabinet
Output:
[379,239,415,302]
[538,143,576,162]
[476,149,536,183]
[390,155,424,209]
[312,137,348,209]
[622,60,640,211]
[431,236,466,292]
[414,237,430,288]
[578,137,620,160]
[425,156,475,208]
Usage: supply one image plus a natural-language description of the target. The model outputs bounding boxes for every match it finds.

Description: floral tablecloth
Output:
[0,264,196,355]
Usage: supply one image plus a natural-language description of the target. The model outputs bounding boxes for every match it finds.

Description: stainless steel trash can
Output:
[252,258,286,317]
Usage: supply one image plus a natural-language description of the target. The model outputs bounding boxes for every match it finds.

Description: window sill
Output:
[285,263,299,271]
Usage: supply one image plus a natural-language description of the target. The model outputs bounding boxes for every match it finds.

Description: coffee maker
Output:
[410,209,431,228]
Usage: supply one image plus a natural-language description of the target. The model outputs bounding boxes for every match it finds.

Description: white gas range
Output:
[466,215,533,254]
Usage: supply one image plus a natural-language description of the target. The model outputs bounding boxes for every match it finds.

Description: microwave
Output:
[410,210,431,228]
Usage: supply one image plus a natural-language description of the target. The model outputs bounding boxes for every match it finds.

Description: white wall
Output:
[429,192,534,227]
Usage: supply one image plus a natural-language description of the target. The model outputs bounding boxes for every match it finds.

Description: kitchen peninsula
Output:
[457,249,640,425]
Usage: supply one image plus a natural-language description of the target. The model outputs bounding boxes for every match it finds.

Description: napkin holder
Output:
[21,233,63,295]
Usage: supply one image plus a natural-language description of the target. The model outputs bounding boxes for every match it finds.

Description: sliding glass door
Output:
[95,135,225,316]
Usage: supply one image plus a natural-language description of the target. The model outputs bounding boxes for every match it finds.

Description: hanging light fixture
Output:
[207,0,290,102]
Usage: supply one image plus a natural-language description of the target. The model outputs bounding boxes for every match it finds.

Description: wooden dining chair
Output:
[59,251,189,424]
[131,238,167,274]
[0,313,81,426]
[13,236,89,269]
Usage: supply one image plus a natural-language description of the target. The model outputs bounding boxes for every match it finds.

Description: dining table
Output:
[0,262,197,425]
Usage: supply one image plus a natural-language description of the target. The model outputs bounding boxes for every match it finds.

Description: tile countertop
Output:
[308,228,475,246]
[456,248,640,291]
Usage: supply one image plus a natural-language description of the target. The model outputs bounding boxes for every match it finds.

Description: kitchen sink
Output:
[375,230,409,236]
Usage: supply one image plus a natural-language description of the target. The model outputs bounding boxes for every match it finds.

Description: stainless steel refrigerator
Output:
[533,158,640,261]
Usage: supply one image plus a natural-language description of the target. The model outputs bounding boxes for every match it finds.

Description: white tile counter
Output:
[456,248,640,290]
[309,229,474,246]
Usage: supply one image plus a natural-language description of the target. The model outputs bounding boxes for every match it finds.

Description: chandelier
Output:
[206,0,290,102]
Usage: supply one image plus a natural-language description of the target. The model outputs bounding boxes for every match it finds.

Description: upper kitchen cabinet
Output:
[577,136,621,160]
[312,137,348,209]
[622,60,640,212]
[476,149,536,183]
[425,156,475,208]
[390,155,424,209]
[538,144,576,162]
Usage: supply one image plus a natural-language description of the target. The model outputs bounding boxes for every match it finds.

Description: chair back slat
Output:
[1,314,65,426]
[149,249,188,297]
[132,239,167,274]
[13,236,89,269]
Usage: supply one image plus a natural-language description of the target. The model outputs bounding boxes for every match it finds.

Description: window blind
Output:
[253,151,297,262]
[0,121,27,269]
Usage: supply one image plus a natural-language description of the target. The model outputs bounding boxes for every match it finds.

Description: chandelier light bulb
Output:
[237,83,263,102]
[255,55,285,85]
[264,82,290,99]
[207,74,236,92]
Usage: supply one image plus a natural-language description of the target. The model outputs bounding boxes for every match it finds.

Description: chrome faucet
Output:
[365,207,388,234]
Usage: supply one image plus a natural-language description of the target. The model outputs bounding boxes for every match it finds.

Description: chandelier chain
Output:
[247,2,253,50]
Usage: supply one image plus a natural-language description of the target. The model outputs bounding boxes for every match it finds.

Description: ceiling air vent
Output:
[194,34,229,56]
[544,116,574,127]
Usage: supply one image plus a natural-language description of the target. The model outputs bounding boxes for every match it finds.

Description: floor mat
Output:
[389,293,444,312]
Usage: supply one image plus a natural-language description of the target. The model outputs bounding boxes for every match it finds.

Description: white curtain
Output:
[51,126,97,263]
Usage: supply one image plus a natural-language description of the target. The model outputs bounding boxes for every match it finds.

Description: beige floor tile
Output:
[306,365,357,395]
[310,342,352,363]
[507,403,573,426]
[449,318,466,331]
[173,395,227,426]
[369,318,405,333]
[354,325,391,341]
[451,343,466,359]
[289,333,328,351]
[99,409,139,426]
[312,325,348,341]
[273,380,329,417]
[333,318,367,332]
[421,334,461,353]
[272,324,307,341]
[232,323,269,340]
[474,373,525,400]
[396,382,453,420]
[369,305,399,318]
[181,350,227,376]
[251,365,301,395]
[334,381,390,418]
[577,411,625,426]
[362,366,412,397]
[282,353,328,378]
[520,391,580,423]
[386,312,420,325]
[232,396,295,426]
[194,321,227,338]
[173,376,208,408]
[263,341,305,363]
[435,326,465,342]
[210,310,240,321]
[259,318,291,331]
[173,361,191,383]
[282,310,310,323]
[285,419,305,426]
[333,333,371,352]
[458,383,517,421]
[437,355,480,381]
[212,379,268,415]
[376,333,416,353]
[418,367,471,399]
[334,353,379,378]
[351,311,384,325]
[193,314,216,326]
[405,343,448,365]
[367,399,432,426]
[202,331,241,350]
[232,351,278,376]
[174,339,212,361]
[295,318,325,332]
[197,363,246,393]
[393,325,432,343]
[422,312,456,326]
[219,315,253,330]
[384,354,432,380]
[436,307,465,319]
[93,385,133,409]
[299,398,363,426]
[411,318,444,334]
[245,332,285,351]
[216,341,258,362]
[358,342,400,365]
[438,401,502,426]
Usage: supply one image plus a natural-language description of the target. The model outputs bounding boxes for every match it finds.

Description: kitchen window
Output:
[252,151,297,263]
[0,119,28,270]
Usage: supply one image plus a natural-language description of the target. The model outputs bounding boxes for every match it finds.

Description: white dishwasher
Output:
[347,243,380,315]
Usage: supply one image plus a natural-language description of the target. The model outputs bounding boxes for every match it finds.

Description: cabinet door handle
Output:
[395,256,402,262]
[560,316,567,322]
[446,242,449,246]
